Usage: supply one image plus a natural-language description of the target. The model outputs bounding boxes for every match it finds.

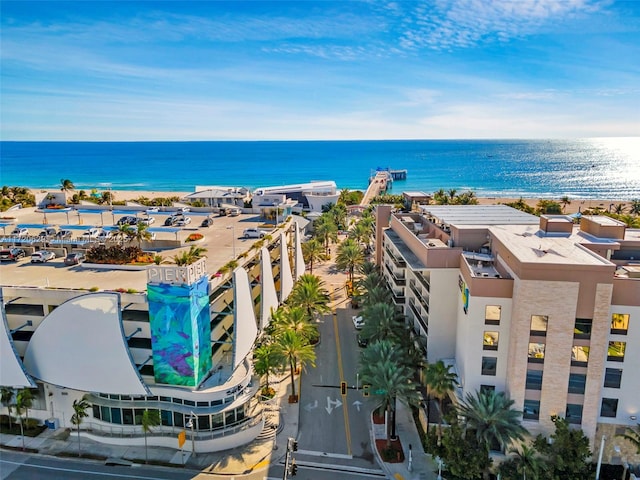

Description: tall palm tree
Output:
[60,178,75,192]
[448,189,458,201]
[560,196,571,212]
[1,387,15,430]
[327,203,348,231]
[272,305,318,344]
[115,224,134,244]
[15,389,34,450]
[313,215,338,252]
[301,238,326,274]
[71,398,90,457]
[630,199,640,215]
[360,302,403,344]
[424,360,458,445]
[509,443,543,480]
[137,409,160,464]
[288,274,330,320]
[253,342,281,394]
[275,330,316,400]
[457,390,527,454]
[349,221,372,247]
[335,238,364,285]
[361,285,392,308]
[359,261,379,277]
[130,222,152,246]
[619,423,640,454]
[359,341,420,447]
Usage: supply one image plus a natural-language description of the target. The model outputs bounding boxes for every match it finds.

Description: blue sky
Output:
[1,0,639,140]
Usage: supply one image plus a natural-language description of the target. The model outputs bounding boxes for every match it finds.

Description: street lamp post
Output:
[186,412,197,457]
[227,225,236,258]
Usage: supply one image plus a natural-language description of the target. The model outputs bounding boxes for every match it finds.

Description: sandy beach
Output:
[25,187,633,215]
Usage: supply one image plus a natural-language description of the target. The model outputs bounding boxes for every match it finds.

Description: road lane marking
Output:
[332,301,352,455]
[0,459,172,479]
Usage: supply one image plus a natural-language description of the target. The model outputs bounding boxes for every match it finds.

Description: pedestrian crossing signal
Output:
[363,384,370,397]
[341,381,347,396]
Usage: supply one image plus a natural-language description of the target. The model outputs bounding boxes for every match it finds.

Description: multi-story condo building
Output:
[375,204,639,459]
[1,224,305,454]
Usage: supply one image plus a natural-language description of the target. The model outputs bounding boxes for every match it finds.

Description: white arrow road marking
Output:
[325,396,343,414]
[353,400,363,412]
[304,399,318,412]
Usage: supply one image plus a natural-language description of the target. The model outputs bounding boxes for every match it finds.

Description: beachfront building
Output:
[252,180,340,213]
[183,185,251,209]
[374,204,640,461]
[0,223,306,454]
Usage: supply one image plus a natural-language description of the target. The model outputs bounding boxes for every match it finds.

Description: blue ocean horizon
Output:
[1,138,639,199]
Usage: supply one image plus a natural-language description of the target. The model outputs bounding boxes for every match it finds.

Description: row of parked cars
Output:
[0,247,84,265]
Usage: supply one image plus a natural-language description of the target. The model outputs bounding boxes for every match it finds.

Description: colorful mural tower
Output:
[147,259,212,387]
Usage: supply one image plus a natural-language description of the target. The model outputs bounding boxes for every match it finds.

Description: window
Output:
[600,398,619,418]
[571,346,590,366]
[198,415,210,430]
[184,399,195,407]
[566,403,583,424]
[173,412,184,428]
[111,408,122,424]
[160,410,173,426]
[481,357,497,376]
[530,315,548,336]
[485,305,501,325]
[483,331,499,351]
[568,373,586,394]
[525,370,543,390]
[480,385,495,394]
[92,404,101,420]
[122,408,134,425]
[528,343,545,363]
[604,368,622,388]
[100,406,111,423]
[611,313,629,335]
[574,319,592,339]
[523,400,540,420]
[607,341,626,362]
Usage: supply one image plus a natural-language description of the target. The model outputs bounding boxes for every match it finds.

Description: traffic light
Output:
[340,381,347,396]
[291,439,298,452]
[290,461,298,476]
[363,384,370,397]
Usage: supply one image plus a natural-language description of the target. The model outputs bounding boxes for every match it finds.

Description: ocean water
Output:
[1,138,639,199]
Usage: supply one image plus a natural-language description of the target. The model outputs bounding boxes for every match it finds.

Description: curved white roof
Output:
[23,293,149,395]
[279,232,293,301]
[260,247,279,331]
[0,294,35,388]
[294,223,306,280]
[232,268,258,369]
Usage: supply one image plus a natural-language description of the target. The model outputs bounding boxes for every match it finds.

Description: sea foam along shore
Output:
[28,188,632,215]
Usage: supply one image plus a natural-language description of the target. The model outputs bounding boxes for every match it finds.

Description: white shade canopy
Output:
[0,295,35,388]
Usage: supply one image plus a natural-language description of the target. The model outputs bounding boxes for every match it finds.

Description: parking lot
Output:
[0,206,275,291]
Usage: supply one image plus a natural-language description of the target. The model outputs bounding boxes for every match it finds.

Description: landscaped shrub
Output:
[185,233,203,242]
[85,245,152,265]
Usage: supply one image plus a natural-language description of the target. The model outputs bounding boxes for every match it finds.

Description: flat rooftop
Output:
[419,205,539,226]
[490,225,614,266]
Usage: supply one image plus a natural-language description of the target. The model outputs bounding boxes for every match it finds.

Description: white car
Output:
[177,207,191,213]
[38,227,57,238]
[81,228,100,239]
[242,228,266,239]
[97,230,113,242]
[175,217,191,226]
[145,207,159,213]
[352,315,365,330]
[140,216,156,225]
[31,250,56,263]
[55,230,73,240]
[11,227,29,237]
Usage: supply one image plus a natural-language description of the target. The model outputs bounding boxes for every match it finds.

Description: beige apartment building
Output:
[375,204,640,460]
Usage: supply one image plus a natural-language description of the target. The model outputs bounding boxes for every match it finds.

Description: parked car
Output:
[242,228,266,239]
[175,217,192,226]
[64,252,85,266]
[37,227,57,238]
[11,227,29,237]
[164,216,179,226]
[55,230,73,240]
[177,207,191,213]
[201,217,214,227]
[116,216,138,226]
[96,230,113,242]
[81,228,100,239]
[139,216,156,225]
[145,207,159,213]
[352,315,365,330]
[0,248,26,261]
[31,250,56,263]
[357,334,369,348]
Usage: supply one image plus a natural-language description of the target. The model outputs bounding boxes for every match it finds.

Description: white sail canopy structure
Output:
[232,268,258,370]
[294,221,306,280]
[260,247,279,331]
[279,232,293,302]
[23,293,149,395]
[0,295,35,388]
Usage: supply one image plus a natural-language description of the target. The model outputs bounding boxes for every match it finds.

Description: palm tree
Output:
[618,214,640,228]
[560,196,571,212]
[630,199,640,215]
[313,215,338,252]
[173,245,208,266]
[272,305,318,344]
[359,261,379,277]
[71,398,90,457]
[136,409,160,464]
[60,178,75,192]
[350,221,372,247]
[360,302,403,344]
[301,238,326,274]
[15,389,34,450]
[115,224,134,244]
[359,341,420,447]
[361,285,392,308]
[619,423,640,454]
[288,274,330,320]
[253,342,281,395]
[1,387,15,430]
[424,360,458,445]
[448,189,458,201]
[457,390,527,454]
[130,222,152,246]
[275,330,316,400]
[335,238,364,285]
[613,203,625,215]
[509,443,543,480]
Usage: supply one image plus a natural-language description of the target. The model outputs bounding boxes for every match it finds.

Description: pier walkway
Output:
[360,171,390,206]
